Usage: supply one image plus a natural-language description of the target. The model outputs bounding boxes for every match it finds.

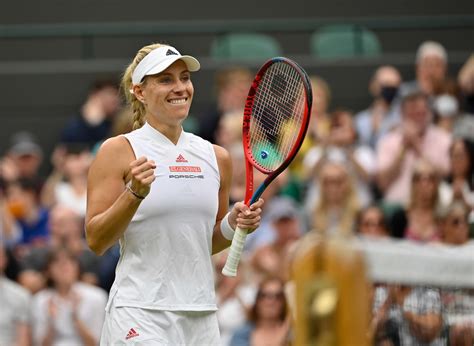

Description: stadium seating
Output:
[310,24,382,59]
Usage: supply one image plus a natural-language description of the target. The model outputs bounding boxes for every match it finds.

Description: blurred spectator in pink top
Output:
[376,91,451,206]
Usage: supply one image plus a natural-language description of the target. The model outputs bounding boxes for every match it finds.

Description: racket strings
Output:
[250,62,306,171]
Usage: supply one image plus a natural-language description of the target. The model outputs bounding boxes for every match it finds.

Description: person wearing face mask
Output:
[85,43,264,345]
[354,65,402,149]
[433,93,460,133]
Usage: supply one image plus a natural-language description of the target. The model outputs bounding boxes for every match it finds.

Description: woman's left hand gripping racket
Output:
[222,57,313,277]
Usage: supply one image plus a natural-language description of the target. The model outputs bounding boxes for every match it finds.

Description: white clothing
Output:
[108,123,220,311]
[54,182,87,216]
[217,285,256,346]
[0,276,31,346]
[438,180,474,208]
[31,282,107,346]
[100,306,220,345]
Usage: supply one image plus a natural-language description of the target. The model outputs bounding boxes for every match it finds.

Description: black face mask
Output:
[380,86,398,104]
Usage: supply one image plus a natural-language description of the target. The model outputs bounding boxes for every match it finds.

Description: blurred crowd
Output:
[1,41,473,345]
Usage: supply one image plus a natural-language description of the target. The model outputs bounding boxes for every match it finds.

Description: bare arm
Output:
[73,316,97,346]
[211,145,263,255]
[347,148,372,182]
[40,170,63,208]
[212,145,234,254]
[14,322,30,346]
[403,311,443,342]
[40,145,68,208]
[40,321,55,346]
[85,137,155,255]
[376,145,406,191]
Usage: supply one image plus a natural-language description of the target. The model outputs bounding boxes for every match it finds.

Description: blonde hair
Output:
[310,75,331,106]
[121,43,168,130]
[312,162,359,236]
[408,159,441,210]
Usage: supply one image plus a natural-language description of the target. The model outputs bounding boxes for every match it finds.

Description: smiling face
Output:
[134,60,194,129]
[255,279,286,322]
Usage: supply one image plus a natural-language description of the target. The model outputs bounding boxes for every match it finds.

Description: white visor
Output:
[131,46,200,85]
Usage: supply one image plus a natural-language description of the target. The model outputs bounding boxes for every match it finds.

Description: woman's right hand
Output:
[129,156,156,199]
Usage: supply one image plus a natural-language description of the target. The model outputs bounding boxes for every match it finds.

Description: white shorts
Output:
[100,306,221,345]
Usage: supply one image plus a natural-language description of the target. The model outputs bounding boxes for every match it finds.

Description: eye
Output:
[181,73,191,82]
[158,76,173,84]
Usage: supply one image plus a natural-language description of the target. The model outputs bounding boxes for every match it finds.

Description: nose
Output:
[172,79,187,93]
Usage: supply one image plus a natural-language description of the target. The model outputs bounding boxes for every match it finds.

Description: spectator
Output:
[214,110,244,151]
[60,78,121,147]
[355,205,390,238]
[0,243,31,346]
[355,65,402,149]
[376,91,452,206]
[308,161,359,236]
[31,248,107,346]
[18,205,101,293]
[405,160,442,242]
[308,75,333,145]
[5,177,49,249]
[372,285,445,345]
[292,75,333,181]
[439,137,474,209]
[439,201,471,246]
[249,197,303,282]
[438,202,474,345]
[2,131,44,184]
[304,109,376,208]
[399,41,454,98]
[41,143,92,216]
[457,54,474,115]
[199,66,253,143]
[432,93,460,134]
[230,277,290,346]
[214,250,257,346]
[0,178,21,246]
[454,54,474,141]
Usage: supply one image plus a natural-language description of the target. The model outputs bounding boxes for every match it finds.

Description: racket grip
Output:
[222,227,248,277]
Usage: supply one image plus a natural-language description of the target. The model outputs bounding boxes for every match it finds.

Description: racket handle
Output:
[222,227,248,277]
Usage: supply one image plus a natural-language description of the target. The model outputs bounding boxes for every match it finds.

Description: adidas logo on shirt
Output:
[125,328,139,340]
[176,154,188,163]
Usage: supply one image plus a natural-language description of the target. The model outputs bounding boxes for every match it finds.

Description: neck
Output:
[372,98,390,111]
[69,175,87,191]
[56,283,73,296]
[147,118,183,145]
[257,319,282,329]
[412,200,435,210]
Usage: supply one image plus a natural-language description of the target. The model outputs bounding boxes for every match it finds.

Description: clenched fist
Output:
[129,156,156,199]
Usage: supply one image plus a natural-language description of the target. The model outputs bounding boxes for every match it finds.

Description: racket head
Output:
[242,57,312,178]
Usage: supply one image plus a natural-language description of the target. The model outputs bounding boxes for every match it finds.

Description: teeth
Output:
[169,98,186,104]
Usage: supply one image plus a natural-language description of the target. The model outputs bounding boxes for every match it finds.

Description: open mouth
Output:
[168,98,187,105]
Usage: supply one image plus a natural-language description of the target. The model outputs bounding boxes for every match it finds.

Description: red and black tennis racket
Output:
[222,57,312,277]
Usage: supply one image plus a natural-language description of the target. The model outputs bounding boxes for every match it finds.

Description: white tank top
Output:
[107,122,220,311]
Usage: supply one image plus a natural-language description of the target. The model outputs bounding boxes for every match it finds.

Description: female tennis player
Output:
[85,43,263,345]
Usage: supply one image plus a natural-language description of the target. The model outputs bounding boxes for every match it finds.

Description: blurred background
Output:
[1,0,472,166]
[0,1,473,345]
